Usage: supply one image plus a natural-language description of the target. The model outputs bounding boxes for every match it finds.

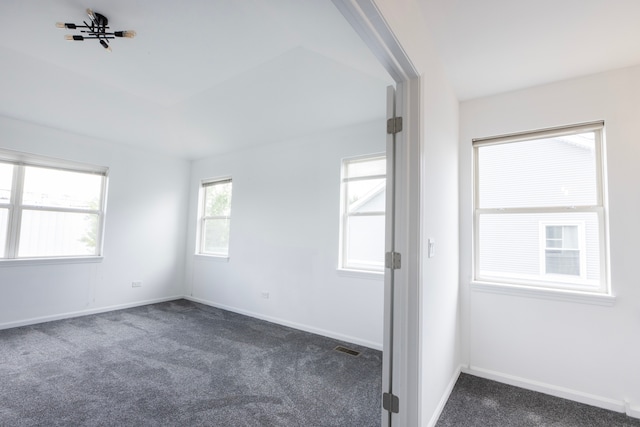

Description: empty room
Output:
[1,1,640,427]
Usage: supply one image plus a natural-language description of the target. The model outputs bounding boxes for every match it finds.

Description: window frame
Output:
[472,121,609,294]
[197,177,232,258]
[338,153,386,274]
[0,149,108,262]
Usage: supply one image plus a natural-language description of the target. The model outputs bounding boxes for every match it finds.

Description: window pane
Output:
[478,132,597,208]
[0,208,7,257]
[204,182,232,217]
[347,178,385,214]
[345,215,385,270]
[563,225,579,248]
[203,218,230,255]
[0,162,12,204]
[478,212,600,285]
[346,157,385,178]
[18,210,98,257]
[546,249,580,276]
[22,166,102,210]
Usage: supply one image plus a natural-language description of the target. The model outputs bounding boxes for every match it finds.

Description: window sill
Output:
[337,268,384,281]
[194,254,230,262]
[471,281,616,306]
[0,256,103,267]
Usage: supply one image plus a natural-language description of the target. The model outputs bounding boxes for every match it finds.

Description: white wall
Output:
[460,65,640,416]
[185,121,386,349]
[419,59,461,425]
[0,115,190,327]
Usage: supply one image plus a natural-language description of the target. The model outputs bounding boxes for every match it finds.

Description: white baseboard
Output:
[426,365,463,427]
[463,366,638,418]
[184,295,383,351]
[625,400,640,419]
[0,295,184,331]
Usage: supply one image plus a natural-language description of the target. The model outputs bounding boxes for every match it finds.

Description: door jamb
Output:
[332,1,422,426]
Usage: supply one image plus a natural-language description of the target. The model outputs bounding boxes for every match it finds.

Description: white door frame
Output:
[333,1,422,426]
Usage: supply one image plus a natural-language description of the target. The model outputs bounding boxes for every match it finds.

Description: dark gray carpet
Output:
[0,299,382,426]
[437,373,640,427]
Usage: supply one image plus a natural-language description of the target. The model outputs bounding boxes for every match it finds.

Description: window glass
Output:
[203,181,232,217]
[478,133,597,209]
[203,218,231,255]
[22,166,102,210]
[346,157,386,179]
[340,155,386,272]
[0,208,7,257]
[19,211,98,257]
[0,162,12,204]
[346,178,386,214]
[345,215,385,270]
[474,123,607,293]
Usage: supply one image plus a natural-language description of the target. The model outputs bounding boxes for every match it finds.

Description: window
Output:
[198,178,232,256]
[339,154,386,272]
[541,223,585,277]
[0,150,107,260]
[473,121,608,293]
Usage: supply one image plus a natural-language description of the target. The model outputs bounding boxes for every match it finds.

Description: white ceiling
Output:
[0,1,392,160]
[417,0,640,101]
[3,2,640,160]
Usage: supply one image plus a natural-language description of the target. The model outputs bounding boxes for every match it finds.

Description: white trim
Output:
[336,267,384,280]
[471,281,616,306]
[625,401,640,419]
[0,295,183,331]
[426,365,463,427]
[184,295,383,351]
[194,254,229,263]
[332,2,422,425]
[462,366,633,416]
[0,255,103,267]
[331,1,419,82]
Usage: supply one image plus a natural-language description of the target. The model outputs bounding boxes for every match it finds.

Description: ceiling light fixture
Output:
[56,9,136,52]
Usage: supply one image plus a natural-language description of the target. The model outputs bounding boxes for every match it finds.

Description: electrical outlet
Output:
[261,291,269,299]
[132,281,142,288]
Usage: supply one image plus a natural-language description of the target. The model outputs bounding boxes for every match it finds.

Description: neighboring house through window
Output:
[339,154,386,273]
[198,178,232,257]
[473,121,609,293]
[0,149,108,259]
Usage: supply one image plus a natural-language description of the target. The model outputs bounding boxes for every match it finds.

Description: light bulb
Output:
[65,35,84,41]
[114,30,136,38]
[86,8,96,21]
[99,39,112,52]
[56,22,65,28]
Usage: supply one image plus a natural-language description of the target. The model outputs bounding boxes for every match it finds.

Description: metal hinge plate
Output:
[382,392,400,414]
[387,117,403,135]
[385,252,401,270]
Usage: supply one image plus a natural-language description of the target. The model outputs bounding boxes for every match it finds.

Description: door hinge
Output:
[385,252,401,270]
[387,117,403,135]
[382,392,400,414]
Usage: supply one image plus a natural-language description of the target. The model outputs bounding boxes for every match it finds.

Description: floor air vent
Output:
[334,345,361,357]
